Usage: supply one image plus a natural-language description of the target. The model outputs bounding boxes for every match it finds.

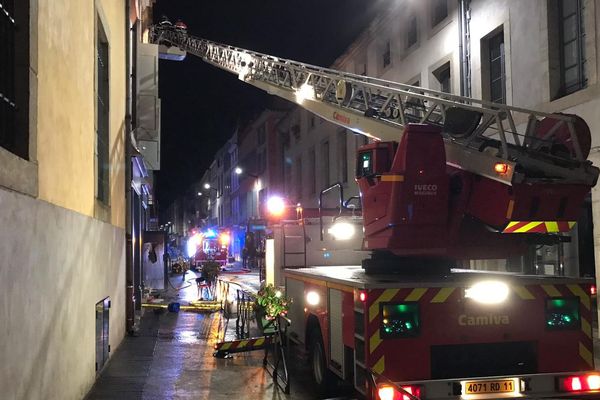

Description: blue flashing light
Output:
[204,229,217,238]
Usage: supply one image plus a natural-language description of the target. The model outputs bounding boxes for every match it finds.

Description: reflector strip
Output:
[568,284,591,310]
[370,330,382,354]
[369,289,400,322]
[513,286,535,300]
[579,342,594,368]
[582,318,592,339]
[503,221,577,233]
[380,175,404,182]
[430,288,455,303]
[541,284,562,297]
[373,355,385,375]
[404,288,427,302]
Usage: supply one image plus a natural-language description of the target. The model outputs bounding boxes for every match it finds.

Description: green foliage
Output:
[256,284,291,321]
[201,261,220,280]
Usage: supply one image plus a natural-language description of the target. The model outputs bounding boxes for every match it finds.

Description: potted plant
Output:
[255,284,291,334]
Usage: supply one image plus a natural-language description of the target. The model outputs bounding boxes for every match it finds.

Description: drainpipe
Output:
[125,0,135,334]
[458,0,471,97]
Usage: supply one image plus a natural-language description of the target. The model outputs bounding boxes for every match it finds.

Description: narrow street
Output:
[85,270,343,400]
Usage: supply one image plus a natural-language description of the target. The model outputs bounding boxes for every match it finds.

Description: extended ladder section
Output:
[152,25,598,187]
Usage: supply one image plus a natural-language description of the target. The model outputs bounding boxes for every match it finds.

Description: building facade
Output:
[0,0,139,399]
[280,0,600,277]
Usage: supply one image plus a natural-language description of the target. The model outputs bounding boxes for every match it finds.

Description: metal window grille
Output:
[489,31,506,104]
[97,31,110,204]
[559,0,586,95]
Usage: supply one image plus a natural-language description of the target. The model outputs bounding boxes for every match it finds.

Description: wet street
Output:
[85,271,332,400]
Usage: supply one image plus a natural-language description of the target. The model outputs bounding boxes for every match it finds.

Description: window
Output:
[295,156,302,201]
[488,30,505,103]
[433,62,451,93]
[257,123,266,145]
[284,157,292,195]
[337,131,348,183]
[557,0,586,97]
[96,20,110,205]
[0,0,29,159]
[308,147,316,194]
[382,40,391,68]
[406,15,418,49]
[321,140,330,189]
[356,60,367,76]
[431,0,448,27]
[257,150,266,174]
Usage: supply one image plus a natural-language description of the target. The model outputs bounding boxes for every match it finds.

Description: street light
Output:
[234,166,259,178]
[197,192,202,196]
[203,183,218,195]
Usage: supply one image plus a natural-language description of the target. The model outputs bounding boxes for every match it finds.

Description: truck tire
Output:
[309,327,331,395]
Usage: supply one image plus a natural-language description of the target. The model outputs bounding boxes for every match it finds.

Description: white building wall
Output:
[0,190,125,400]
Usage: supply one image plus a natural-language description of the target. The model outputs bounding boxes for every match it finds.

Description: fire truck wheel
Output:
[309,328,331,394]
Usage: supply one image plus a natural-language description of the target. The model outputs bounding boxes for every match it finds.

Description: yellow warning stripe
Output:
[513,221,544,233]
[405,288,427,302]
[568,284,591,310]
[545,222,559,232]
[369,330,382,354]
[541,284,562,297]
[373,356,385,375]
[513,286,535,300]
[380,175,404,182]
[569,221,576,229]
[430,288,455,303]
[369,289,400,322]
[582,318,592,339]
[220,342,232,351]
[237,340,248,349]
[579,342,594,368]
[255,337,265,346]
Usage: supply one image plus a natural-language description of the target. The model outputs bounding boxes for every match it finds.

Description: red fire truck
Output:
[191,229,229,268]
[153,24,600,399]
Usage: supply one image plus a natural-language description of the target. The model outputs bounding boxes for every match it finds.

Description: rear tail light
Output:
[559,373,600,392]
[494,162,509,175]
[377,384,422,400]
[359,291,367,302]
[590,285,597,296]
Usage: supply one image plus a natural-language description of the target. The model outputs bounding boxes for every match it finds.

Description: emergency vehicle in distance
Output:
[153,21,600,400]
[188,228,229,269]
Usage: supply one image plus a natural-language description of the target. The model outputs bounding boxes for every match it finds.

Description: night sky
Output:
[153,0,380,211]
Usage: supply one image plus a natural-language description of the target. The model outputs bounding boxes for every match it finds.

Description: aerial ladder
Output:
[151,24,599,271]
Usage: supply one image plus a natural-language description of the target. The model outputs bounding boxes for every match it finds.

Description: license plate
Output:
[463,379,517,395]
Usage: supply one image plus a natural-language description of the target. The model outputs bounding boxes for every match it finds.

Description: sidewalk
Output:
[84,270,323,400]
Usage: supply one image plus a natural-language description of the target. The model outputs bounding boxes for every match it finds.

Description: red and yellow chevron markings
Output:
[541,283,594,368]
[367,287,458,375]
[503,221,576,233]
[214,336,272,356]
